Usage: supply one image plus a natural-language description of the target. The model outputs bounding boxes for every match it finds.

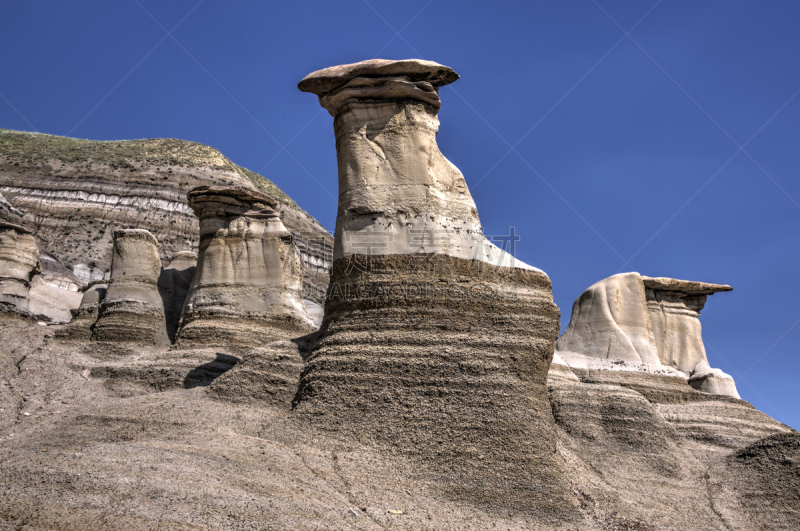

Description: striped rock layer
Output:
[175,186,315,350]
[92,229,167,345]
[0,130,333,301]
[0,221,39,313]
[294,59,576,520]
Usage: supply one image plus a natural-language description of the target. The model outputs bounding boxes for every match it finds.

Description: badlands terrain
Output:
[0,59,798,530]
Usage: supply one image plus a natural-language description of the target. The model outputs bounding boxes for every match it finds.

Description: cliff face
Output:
[0,129,332,301]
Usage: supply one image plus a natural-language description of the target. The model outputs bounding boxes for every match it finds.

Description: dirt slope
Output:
[1,313,797,530]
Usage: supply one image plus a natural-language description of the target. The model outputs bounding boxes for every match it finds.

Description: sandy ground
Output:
[0,313,582,530]
[1,311,797,530]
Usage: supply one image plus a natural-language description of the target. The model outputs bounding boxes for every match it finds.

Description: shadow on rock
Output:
[183,353,240,389]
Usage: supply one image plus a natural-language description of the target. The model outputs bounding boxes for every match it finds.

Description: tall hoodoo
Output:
[175,186,314,349]
[0,221,40,313]
[298,59,523,268]
[92,229,168,344]
[295,59,576,519]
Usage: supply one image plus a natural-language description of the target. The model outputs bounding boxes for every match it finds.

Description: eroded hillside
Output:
[0,130,332,301]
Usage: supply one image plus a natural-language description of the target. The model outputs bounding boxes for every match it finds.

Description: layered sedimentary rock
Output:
[158,251,197,342]
[63,282,107,339]
[27,251,83,322]
[716,432,800,529]
[0,129,333,300]
[548,332,793,527]
[175,186,314,349]
[0,221,40,313]
[642,276,738,396]
[547,275,793,527]
[547,376,794,529]
[294,59,576,520]
[92,229,167,344]
[1,195,82,321]
[0,190,24,225]
[555,272,739,397]
[208,340,306,406]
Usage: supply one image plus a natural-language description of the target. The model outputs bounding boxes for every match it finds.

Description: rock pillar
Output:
[0,221,40,313]
[92,229,167,344]
[555,273,739,397]
[175,186,314,349]
[294,59,575,520]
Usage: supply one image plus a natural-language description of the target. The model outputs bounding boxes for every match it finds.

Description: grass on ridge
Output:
[0,128,297,208]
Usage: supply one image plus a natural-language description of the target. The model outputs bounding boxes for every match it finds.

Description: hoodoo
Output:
[92,229,167,344]
[175,186,314,349]
[555,272,739,397]
[0,221,40,313]
[294,59,576,519]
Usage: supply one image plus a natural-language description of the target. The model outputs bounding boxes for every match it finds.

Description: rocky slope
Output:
[0,129,332,301]
[0,305,796,530]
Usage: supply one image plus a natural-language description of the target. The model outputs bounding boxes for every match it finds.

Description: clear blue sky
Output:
[2,1,798,429]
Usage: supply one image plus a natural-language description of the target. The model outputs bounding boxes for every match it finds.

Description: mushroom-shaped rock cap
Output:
[641,276,732,295]
[187,186,277,209]
[298,59,460,96]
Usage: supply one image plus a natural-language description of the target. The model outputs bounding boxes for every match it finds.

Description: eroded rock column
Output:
[175,186,314,349]
[294,59,575,520]
[0,221,40,313]
[92,229,167,344]
[555,272,739,398]
[642,276,739,397]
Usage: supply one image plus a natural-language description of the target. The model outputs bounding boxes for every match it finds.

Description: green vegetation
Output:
[0,128,298,208]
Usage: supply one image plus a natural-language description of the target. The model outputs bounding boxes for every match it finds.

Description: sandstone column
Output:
[555,272,739,397]
[642,276,739,397]
[92,229,167,344]
[294,59,576,520]
[175,186,314,349]
[0,221,40,313]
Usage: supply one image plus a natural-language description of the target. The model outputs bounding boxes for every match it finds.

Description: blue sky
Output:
[2,1,798,429]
